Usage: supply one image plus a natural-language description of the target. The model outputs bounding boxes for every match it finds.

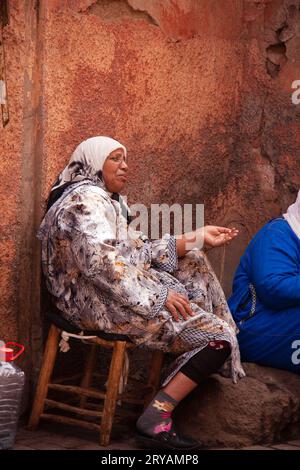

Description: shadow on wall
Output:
[208,215,252,299]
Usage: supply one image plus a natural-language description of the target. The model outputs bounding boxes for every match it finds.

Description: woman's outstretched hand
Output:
[204,226,239,249]
[164,289,195,322]
[176,225,239,257]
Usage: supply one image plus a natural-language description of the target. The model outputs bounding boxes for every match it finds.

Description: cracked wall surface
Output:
[0,1,25,343]
[1,0,300,388]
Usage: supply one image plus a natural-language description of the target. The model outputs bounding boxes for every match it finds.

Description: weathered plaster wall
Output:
[42,0,300,297]
[0,1,25,343]
[0,0,45,393]
[1,0,300,391]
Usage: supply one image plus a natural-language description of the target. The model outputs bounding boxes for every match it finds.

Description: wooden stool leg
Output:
[143,350,164,409]
[79,343,97,408]
[100,341,127,446]
[28,324,61,430]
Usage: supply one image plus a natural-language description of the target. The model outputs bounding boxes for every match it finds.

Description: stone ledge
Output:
[175,363,300,448]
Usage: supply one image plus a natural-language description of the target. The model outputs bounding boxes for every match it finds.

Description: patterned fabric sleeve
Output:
[57,191,168,319]
[150,234,178,273]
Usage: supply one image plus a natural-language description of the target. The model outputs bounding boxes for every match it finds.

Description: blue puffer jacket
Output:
[228,218,300,374]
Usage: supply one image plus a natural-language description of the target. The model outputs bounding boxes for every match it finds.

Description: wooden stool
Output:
[28,312,164,446]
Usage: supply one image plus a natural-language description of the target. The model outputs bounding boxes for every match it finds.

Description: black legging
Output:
[180,343,230,384]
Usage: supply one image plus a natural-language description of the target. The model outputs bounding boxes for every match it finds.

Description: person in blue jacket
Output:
[228,192,300,374]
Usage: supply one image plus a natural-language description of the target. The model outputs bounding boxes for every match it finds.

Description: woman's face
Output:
[102,148,128,193]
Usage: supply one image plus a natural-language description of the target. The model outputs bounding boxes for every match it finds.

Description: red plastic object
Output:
[0,342,25,362]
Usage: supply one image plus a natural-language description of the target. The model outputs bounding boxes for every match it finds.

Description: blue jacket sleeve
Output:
[250,224,300,310]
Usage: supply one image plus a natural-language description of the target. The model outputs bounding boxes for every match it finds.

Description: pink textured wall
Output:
[1,0,300,388]
[0,1,25,343]
[42,0,300,296]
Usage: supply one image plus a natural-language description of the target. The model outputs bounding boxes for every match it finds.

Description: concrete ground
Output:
[12,421,300,451]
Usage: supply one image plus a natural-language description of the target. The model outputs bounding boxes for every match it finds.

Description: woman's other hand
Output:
[164,289,195,322]
[204,226,239,249]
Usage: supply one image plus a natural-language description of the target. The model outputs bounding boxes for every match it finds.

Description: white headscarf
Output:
[51,136,127,194]
[283,190,300,238]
